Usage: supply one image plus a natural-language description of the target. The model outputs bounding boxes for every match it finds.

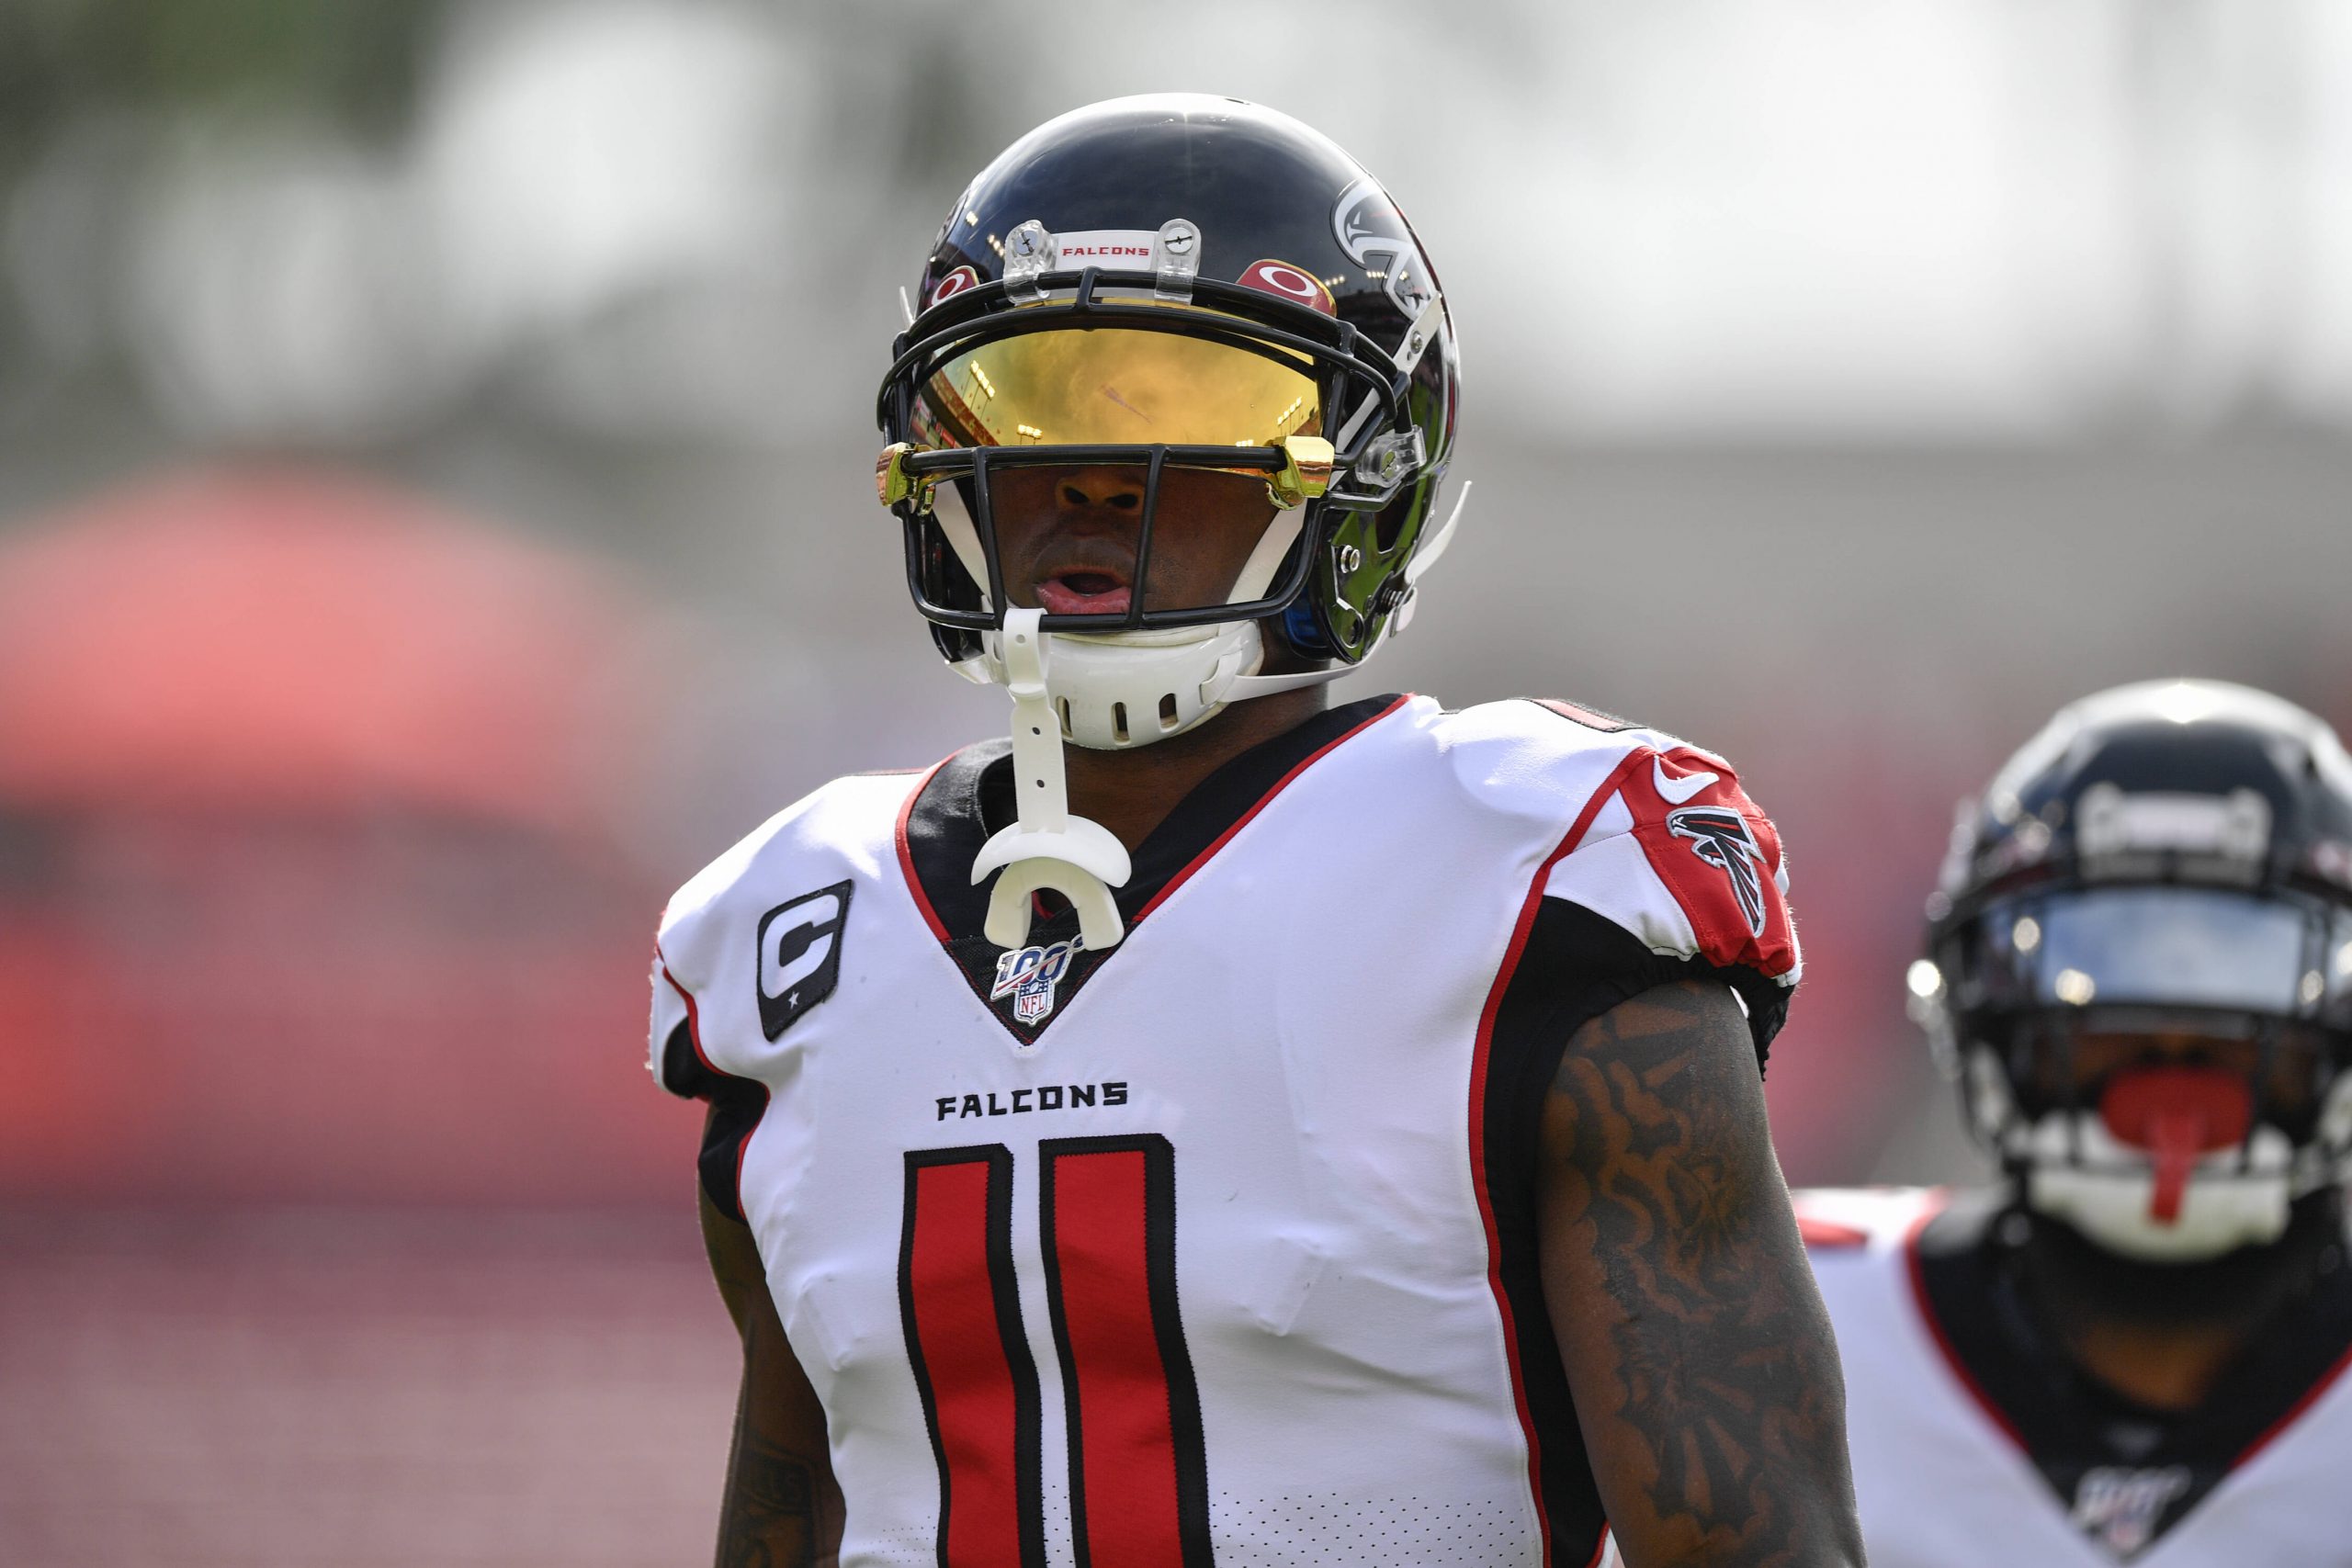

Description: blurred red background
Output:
[0,468,691,1206]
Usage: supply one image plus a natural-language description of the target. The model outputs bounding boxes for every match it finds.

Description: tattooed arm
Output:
[1537,977,1863,1567]
[701,1174,844,1568]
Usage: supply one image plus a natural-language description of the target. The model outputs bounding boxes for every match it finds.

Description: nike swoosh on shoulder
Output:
[1652,753,1720,805]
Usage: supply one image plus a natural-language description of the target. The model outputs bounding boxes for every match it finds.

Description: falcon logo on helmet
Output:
[1331,177,1435,320]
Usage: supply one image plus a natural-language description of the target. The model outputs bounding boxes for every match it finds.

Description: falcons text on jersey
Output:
[650,694,1802,1568]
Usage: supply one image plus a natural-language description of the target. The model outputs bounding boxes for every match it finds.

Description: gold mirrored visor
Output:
[917,327,1321,450]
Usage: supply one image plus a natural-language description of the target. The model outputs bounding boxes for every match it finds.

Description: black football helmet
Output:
[873,94,1461,674]
[1913,680,2352,1258]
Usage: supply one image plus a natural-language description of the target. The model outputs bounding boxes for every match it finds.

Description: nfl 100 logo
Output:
[990,936,1083,1024]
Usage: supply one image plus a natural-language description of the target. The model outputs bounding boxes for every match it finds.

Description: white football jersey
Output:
[650,694,1800,1568]
[1800,1187,2352,1567]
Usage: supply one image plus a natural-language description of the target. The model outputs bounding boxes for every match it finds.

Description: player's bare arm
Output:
[701,1174,842,1568]
[1540,977,1864,1568]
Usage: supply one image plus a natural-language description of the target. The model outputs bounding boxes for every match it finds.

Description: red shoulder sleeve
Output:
[1616,745,1801,985]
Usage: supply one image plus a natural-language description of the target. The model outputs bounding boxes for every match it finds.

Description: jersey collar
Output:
[897,693,1408,1043]
[1909,1191,2352,1557]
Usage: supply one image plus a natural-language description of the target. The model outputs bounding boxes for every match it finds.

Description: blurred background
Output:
[3,0,2350,1561]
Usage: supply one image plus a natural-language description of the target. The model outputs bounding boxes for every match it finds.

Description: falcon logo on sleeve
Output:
[1617,745,1801,984]
[1666,806,1771,938]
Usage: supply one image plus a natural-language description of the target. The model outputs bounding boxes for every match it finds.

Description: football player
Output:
[1802,680,2352,1564]
[651,96,1861,1568]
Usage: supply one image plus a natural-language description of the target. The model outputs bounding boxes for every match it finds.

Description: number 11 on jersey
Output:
[899,1134,1216,1567]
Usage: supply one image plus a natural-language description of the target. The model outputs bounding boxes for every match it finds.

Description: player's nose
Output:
[1053,466,1146,517]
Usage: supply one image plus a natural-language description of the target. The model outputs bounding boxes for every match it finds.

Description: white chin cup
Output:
[2026,1153,2293,1261]
[2011,1110,2295,1261]
[934,477,1307,750]
[1011,618,1266,750]
[936,480,1474,750]
[1965,1047,2295,1261]
[956,616,1363,750]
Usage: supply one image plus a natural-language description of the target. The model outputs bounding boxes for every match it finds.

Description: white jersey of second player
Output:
[652,693,1801,1568]
[1799,1186,2352,1567]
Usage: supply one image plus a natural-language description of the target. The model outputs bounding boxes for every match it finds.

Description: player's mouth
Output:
[1034,563,1133,616]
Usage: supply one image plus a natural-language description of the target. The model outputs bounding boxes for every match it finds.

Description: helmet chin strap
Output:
[970,608,1132,952]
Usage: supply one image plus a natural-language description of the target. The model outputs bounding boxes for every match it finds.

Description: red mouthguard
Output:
[2098,1066,2254,1224]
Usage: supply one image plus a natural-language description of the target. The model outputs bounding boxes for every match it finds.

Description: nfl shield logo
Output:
[990,935,1083,1025]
